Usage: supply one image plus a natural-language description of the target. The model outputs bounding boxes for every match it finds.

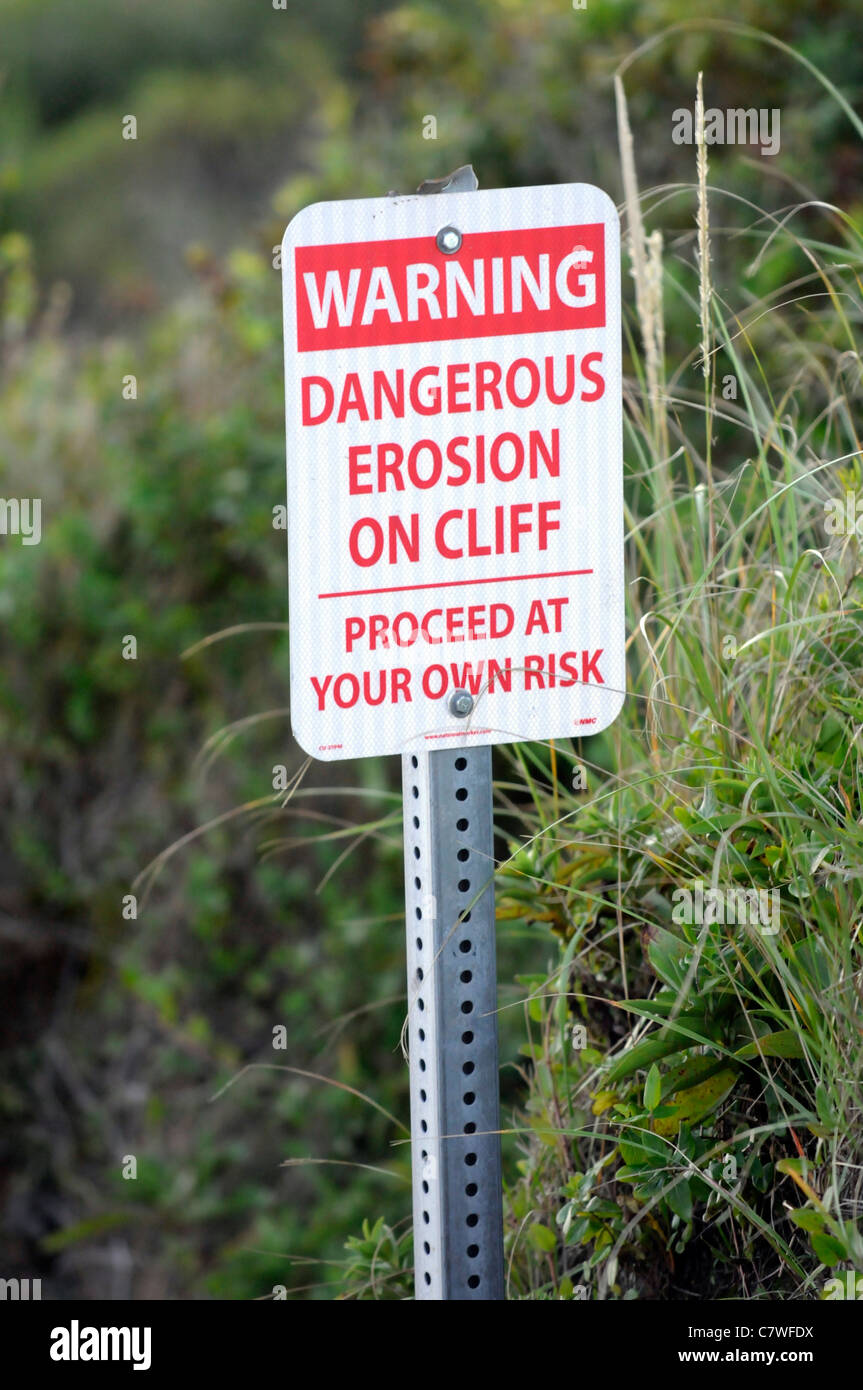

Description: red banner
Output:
[294,223,605,352]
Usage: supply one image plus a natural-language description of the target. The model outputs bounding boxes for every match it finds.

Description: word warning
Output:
[281,183,625,760]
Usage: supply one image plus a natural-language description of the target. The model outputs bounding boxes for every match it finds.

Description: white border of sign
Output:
[282,183,625,761]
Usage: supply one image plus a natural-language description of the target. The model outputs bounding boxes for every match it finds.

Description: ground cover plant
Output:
[482,66,863,1302]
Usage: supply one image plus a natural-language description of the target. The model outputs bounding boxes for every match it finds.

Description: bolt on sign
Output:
[281,184,625,759]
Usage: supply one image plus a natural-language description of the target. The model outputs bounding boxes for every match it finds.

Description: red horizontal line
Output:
[318,568,593,600]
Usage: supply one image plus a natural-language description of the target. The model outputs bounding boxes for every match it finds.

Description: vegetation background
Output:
[0,0,861,1299]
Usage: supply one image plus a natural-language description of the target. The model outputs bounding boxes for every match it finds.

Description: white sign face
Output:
[281,182,624,761]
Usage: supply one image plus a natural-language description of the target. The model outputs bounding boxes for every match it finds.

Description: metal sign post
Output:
[280,164,625,1304]
[402,168,504,1301]
[403,734,504,1300]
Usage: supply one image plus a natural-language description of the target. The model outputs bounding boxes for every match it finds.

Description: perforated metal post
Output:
[396,163,503,1299]
[403,746,504,1300]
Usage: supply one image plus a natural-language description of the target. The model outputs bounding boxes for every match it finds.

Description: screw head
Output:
[449,689,474,718]
[436,225,462,255]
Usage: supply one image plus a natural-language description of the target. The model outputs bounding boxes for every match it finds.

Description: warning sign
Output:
[281,183,625,760]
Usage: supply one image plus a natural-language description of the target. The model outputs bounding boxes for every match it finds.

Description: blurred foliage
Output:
[0,226,418,1297]
[1,0,860,321]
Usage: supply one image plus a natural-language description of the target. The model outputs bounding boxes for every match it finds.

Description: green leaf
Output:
[660,1054,729,1099]
[666,1180,693,1222]
[528,995,545,1024]
[653,1068,739,1136]
[647,927,690,990]
[591,1089,618,1116]
[604,1018,707,1085]
[618,1128,668,1165]
[585,1199,622,1220]
[811,1233,846,1266]
[643,1064,661,1112]
[529,1223,558,1253]
[789,1209,826,1234]
[736,1029,805,1060]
